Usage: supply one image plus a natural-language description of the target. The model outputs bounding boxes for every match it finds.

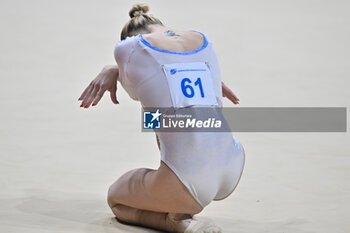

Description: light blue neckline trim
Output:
[139,30,208,55]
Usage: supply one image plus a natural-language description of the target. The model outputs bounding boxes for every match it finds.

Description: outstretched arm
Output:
[78,65,119,108]
[222,81,240,104]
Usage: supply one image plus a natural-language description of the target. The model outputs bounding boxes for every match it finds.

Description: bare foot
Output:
[167,213,222,233]
[166,213,192,233]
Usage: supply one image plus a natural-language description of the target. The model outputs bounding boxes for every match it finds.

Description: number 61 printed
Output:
[181,77,205,98]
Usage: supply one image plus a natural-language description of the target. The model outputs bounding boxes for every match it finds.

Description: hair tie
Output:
[132,10,143,18]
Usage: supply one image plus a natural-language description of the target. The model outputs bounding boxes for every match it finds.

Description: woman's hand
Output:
[222,81,240,104]
[78,65,119,108]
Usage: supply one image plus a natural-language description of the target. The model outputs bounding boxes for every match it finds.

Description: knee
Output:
[110,204,141,223]
[107,184,118,208]
[111,204,127,221]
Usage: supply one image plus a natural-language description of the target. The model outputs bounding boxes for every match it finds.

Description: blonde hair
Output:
[120,3,163,40]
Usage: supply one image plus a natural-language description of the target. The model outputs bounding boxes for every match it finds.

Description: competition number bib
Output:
[162,62,218,107]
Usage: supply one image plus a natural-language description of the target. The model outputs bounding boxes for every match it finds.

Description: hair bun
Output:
[129,3,150,18]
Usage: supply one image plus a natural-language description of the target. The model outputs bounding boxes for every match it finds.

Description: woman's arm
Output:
[78,65,120,108]
[222,81,240,104]
[78,65,239,108]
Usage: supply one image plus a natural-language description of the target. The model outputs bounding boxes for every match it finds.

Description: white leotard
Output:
[114,31,244,207]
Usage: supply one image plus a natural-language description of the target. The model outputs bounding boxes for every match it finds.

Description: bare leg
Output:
[111,204,191,233]
[107,163,203,213]
[107,161,223,232]
[107,162,202,232]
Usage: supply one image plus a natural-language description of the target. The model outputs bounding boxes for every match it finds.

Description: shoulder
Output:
[114,35,139,60]
[115,35,139,47]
